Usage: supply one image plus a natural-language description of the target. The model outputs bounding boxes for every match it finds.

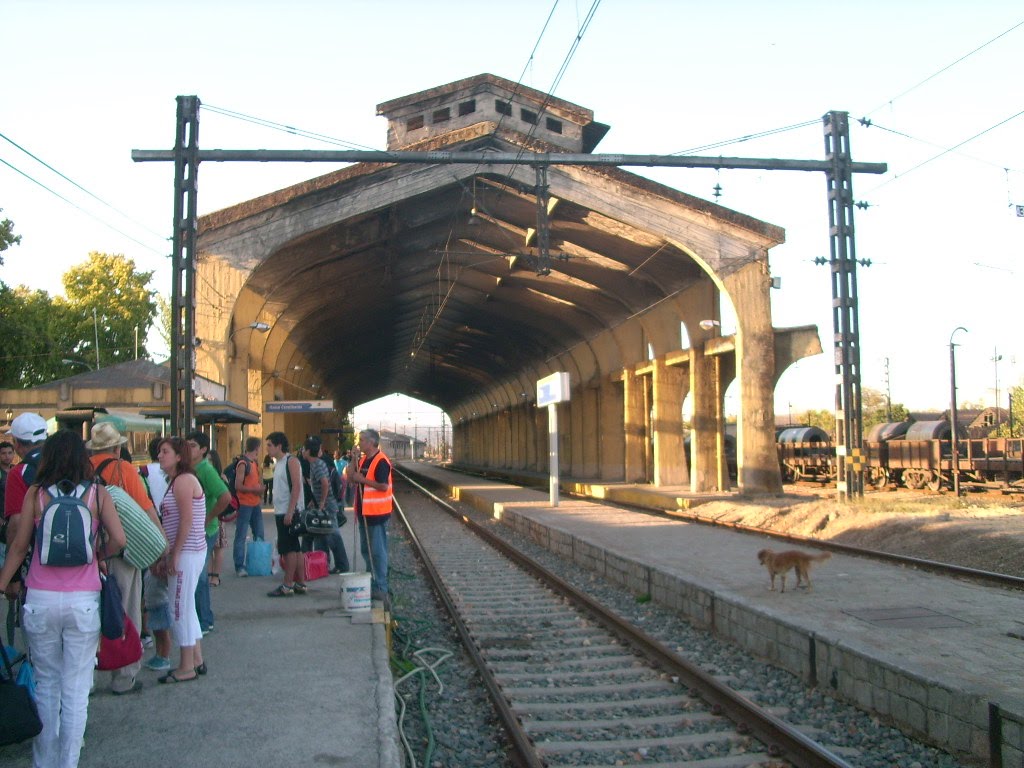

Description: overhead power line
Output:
[0,131,168,242]
[201,104,380,151]
[670,119,819,156]
[863,107,1024,195]
[865,18,1024,116]
[0,155,166,255]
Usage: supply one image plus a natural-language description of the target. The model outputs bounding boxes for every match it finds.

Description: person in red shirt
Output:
[3,413,46,603]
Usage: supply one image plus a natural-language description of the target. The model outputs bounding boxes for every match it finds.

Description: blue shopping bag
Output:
[246,538,272,577]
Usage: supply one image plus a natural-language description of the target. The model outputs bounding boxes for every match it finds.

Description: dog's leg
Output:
[780,573,787,593]
[769,572,776,591]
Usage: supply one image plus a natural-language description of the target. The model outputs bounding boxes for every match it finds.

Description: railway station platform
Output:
[399,461,1024,766]
[1,509,401,768]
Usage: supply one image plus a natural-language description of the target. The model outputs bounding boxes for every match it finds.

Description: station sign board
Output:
[265,400,334,413]
[536,372,570,407]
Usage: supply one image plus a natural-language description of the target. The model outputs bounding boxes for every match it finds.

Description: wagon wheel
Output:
[926,471,943,492]
[902,469,924,489]
[871,467,889,490]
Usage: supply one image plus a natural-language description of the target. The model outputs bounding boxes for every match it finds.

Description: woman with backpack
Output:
[0,429,126,768]
[151,436,206,683]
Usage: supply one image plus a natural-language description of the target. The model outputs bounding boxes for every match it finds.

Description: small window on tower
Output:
[495,99,512,116]
[520,108,538,125]
[458,99,476,116]
[546,117,563,134]
[432,107,451,123]
[406,115,424,131]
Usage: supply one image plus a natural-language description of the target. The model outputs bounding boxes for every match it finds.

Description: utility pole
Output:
[169,95,200,437]
[884,357,892,422]
[993,348,1003,429]
[824,111,864,500]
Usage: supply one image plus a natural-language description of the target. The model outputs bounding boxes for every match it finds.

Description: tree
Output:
[0,209,21,266]
[0,284,72,386]
[58,252,157,367]
[154,293,173,355]
[990,385,1024,438]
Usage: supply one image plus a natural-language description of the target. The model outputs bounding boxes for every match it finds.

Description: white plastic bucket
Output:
[340,571,372,612]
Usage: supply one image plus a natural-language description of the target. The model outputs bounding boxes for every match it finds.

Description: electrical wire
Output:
[863,107,1024,195]
[669,118,819,156]
[201,104,380,151]
[0,156,166,255]
[864,18,1024,116]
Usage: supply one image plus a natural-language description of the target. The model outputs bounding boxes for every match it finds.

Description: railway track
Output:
[393,469,853,768]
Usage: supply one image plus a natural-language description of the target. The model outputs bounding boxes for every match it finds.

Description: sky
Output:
[3,0,1022,430]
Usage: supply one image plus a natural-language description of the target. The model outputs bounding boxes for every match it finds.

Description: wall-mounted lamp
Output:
[770,276,782,289]
[230,321,271,339]
[698,319,721,331]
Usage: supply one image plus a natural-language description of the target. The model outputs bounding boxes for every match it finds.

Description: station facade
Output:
[193,74,821,494]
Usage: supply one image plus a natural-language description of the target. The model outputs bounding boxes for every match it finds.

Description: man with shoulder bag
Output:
[301,437,349,575]
[264,432,305,597]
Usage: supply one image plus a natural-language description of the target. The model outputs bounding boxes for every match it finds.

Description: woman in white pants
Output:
[153,436,207,683]
[0,430,125,768]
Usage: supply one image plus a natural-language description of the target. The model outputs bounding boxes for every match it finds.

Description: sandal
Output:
[195,662,208,676]
[267,584,294,597]
[159,670,198,684]
[209,573,221,587]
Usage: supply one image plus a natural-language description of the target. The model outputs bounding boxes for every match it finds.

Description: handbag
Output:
[291,509,334,537]
[245,538,273,577]
[303,550,329,581]
[99,570,125,640]
[0,644,42,746]
[96,616,143,671]
[105,485,168,570]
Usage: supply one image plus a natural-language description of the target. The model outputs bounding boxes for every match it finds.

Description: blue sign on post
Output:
[265,400,334,413]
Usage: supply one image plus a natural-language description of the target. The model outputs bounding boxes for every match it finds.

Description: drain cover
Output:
[843,606,972,629]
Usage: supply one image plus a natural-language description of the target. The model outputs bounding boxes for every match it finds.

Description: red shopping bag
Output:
[303,550,329,581]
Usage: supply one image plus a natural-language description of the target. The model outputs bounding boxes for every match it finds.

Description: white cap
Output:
[6,413,48,443]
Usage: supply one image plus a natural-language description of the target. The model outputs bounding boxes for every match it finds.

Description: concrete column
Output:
[599,379,625,480]
[723,261,782,494]
[652,357,687,486]
[690,347,727,491]
[623,369,646,482]
[579,385,600,478]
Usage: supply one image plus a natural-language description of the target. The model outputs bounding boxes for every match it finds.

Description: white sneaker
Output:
[236,568,248,577]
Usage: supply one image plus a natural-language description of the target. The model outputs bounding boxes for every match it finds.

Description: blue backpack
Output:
[35,482,95,567]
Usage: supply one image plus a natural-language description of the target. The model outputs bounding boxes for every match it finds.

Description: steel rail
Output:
[390,495,544,768]
[395,468,854,768]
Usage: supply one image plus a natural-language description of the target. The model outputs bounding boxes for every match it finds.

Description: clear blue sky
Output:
[3,0,1022,427]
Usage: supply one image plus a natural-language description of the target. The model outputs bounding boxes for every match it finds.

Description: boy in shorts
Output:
[143,570,173,671]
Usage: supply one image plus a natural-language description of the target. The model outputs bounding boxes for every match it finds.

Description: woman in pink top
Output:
[152,436,206,683]
[0,429,125,768]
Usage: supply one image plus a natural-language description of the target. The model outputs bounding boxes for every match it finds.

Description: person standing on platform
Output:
[264,432,304,596]
[261,454,275,505]
[232,437,265,577]
[184,431,230,633]
[346,429,392,603]
[87,421,160,696]
[302,437,349,574]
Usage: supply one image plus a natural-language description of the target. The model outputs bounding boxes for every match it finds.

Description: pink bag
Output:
[303,550,329,581]
[96,616,143,671]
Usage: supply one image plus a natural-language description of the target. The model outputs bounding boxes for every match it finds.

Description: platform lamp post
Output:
[949,327,968,498]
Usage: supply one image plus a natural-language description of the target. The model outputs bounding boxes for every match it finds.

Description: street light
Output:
[949,327,968,498]
[228,321,271,359]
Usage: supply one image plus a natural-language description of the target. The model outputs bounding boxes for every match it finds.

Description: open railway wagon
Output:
[776,426,834,482]
[779,420,1024,492]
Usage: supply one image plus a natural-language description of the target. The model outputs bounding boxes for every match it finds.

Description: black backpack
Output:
[224,456,251,506]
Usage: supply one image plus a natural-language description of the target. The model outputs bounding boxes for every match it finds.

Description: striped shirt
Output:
[160,481,206,553]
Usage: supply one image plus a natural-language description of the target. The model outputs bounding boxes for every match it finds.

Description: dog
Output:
[757,548,831,593]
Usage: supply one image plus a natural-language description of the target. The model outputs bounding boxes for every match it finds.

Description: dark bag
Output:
[0,644,42,747]
[99,570,125,640]
[222,456,251,519]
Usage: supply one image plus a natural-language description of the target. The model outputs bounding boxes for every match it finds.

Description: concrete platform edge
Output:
[373,620,403,768]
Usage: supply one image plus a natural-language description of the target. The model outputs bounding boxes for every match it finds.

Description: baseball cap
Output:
[6,413,48,443]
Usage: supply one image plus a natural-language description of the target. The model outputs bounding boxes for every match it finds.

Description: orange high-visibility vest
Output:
[359,450,393,517]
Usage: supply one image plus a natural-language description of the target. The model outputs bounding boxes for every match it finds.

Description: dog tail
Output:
[811,552,832,563]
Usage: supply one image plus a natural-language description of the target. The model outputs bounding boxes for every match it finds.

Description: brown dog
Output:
[757,549,831,593]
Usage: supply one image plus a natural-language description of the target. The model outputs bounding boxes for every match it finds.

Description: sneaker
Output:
[292,582,308,595]
[145,655,172,672]
[112,680,144,696]
[236,568,248,577]
[141,633,154,648]
[267,584,294,597]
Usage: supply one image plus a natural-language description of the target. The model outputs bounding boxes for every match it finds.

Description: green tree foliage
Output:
[154,293,173,354]
[0,209,21,265]
[989,384,1024,438]
[58,252,157,367]
[0,284,73,386]
[0,253,156,386]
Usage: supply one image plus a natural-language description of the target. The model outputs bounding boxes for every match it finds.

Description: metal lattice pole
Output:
[824,111,864,499]
[170,96,200,437]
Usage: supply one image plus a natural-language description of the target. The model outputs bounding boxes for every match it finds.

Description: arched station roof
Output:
[196,74,784,418]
